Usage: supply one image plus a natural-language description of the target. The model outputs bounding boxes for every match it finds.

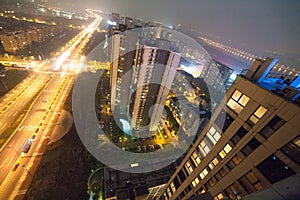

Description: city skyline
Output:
[0,1,299,199]
[45,0,300,62]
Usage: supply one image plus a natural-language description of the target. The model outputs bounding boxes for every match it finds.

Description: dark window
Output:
[215,166,230,181]
[257,155,295,183]
[227,153,244,170]
[281,136,300,164]
[241,138,261,156]
[239,171,266,193]
[184,185,192,194]
[174,176,180,189]
[231,127,248,144]
[215,110,234,132]
[178,169,186,183]
[209,177,217,187]
[179,192,185,199]
[225,182,246,200]
[204,178,217,190]
[260,116,286,138]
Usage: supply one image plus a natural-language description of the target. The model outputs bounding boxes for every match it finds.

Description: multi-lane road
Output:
[0,10,102,199]
[0,74,49,137]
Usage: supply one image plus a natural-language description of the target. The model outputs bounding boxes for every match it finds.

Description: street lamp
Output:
[22,164,33,176]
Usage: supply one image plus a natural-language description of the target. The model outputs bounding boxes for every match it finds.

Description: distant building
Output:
[130,39,181,133]
[169,96,201,137]
[202,60,233,92]
[109,29,138,114]
[125,17,135,29]
[110,13,120,25]
[0,31,31,53]
[155,57,300,200]
[109,25,181,136]
[0,22,65,54]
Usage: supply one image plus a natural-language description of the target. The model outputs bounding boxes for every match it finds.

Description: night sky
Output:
[49,0,300,67]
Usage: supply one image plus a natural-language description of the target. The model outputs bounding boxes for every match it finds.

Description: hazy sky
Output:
[52,0,300,58]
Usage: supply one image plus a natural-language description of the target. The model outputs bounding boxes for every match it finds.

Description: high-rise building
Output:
[130,39,181,133]
[109,30,138,114]
[154,57,300,200]
[131,39,181,134]
[109,25,181,135]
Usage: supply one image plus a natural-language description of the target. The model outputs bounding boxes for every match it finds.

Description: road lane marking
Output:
[0,158,8,168]
[6,157,14,167]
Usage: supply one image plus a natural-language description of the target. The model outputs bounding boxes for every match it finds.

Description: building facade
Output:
[109,24,181,135]
[130,40,181,133]
[155,58,300,200]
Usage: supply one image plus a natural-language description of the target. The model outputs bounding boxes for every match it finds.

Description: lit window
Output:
[227,90,250,114]
[185,161,193,175]
[219,150,227,159]
[206,126,221,145]
[199,168,208,179]
[191,151,201,166]
[254,106,268,118]
[208,157,219,170]
[167,187,172,198]
[170,182,176,192]
[208,162,214,170]
[219,144,233,159]
[224,144,232,153]
[163,192,168,200]
[198,140,211,157]
[247,106,268,126]
[212,157,219,166]
[231,90,242,101]
[214,193,224,200]
[192,177,200,187]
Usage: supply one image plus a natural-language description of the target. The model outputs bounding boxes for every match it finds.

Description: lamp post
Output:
[22,164,33,176]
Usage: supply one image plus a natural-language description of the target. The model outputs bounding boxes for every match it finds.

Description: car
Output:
[154,144,162,149]
[21,139,33,153]
[137,146,142,152]
[147,145,155,151]
[121,147,129,151]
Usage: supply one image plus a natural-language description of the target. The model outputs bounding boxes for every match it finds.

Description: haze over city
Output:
[47,0,300,67]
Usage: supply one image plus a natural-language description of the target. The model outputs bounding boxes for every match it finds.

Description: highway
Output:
[0,74,50,137]
[0,10,102,199]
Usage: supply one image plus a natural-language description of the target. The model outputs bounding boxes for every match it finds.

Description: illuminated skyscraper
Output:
[130,39,181,133]
[155,58,300,200]
[109,25,181,135]
[109,28,138,114]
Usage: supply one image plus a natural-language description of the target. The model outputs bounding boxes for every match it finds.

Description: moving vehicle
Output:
[21,139,33,153]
